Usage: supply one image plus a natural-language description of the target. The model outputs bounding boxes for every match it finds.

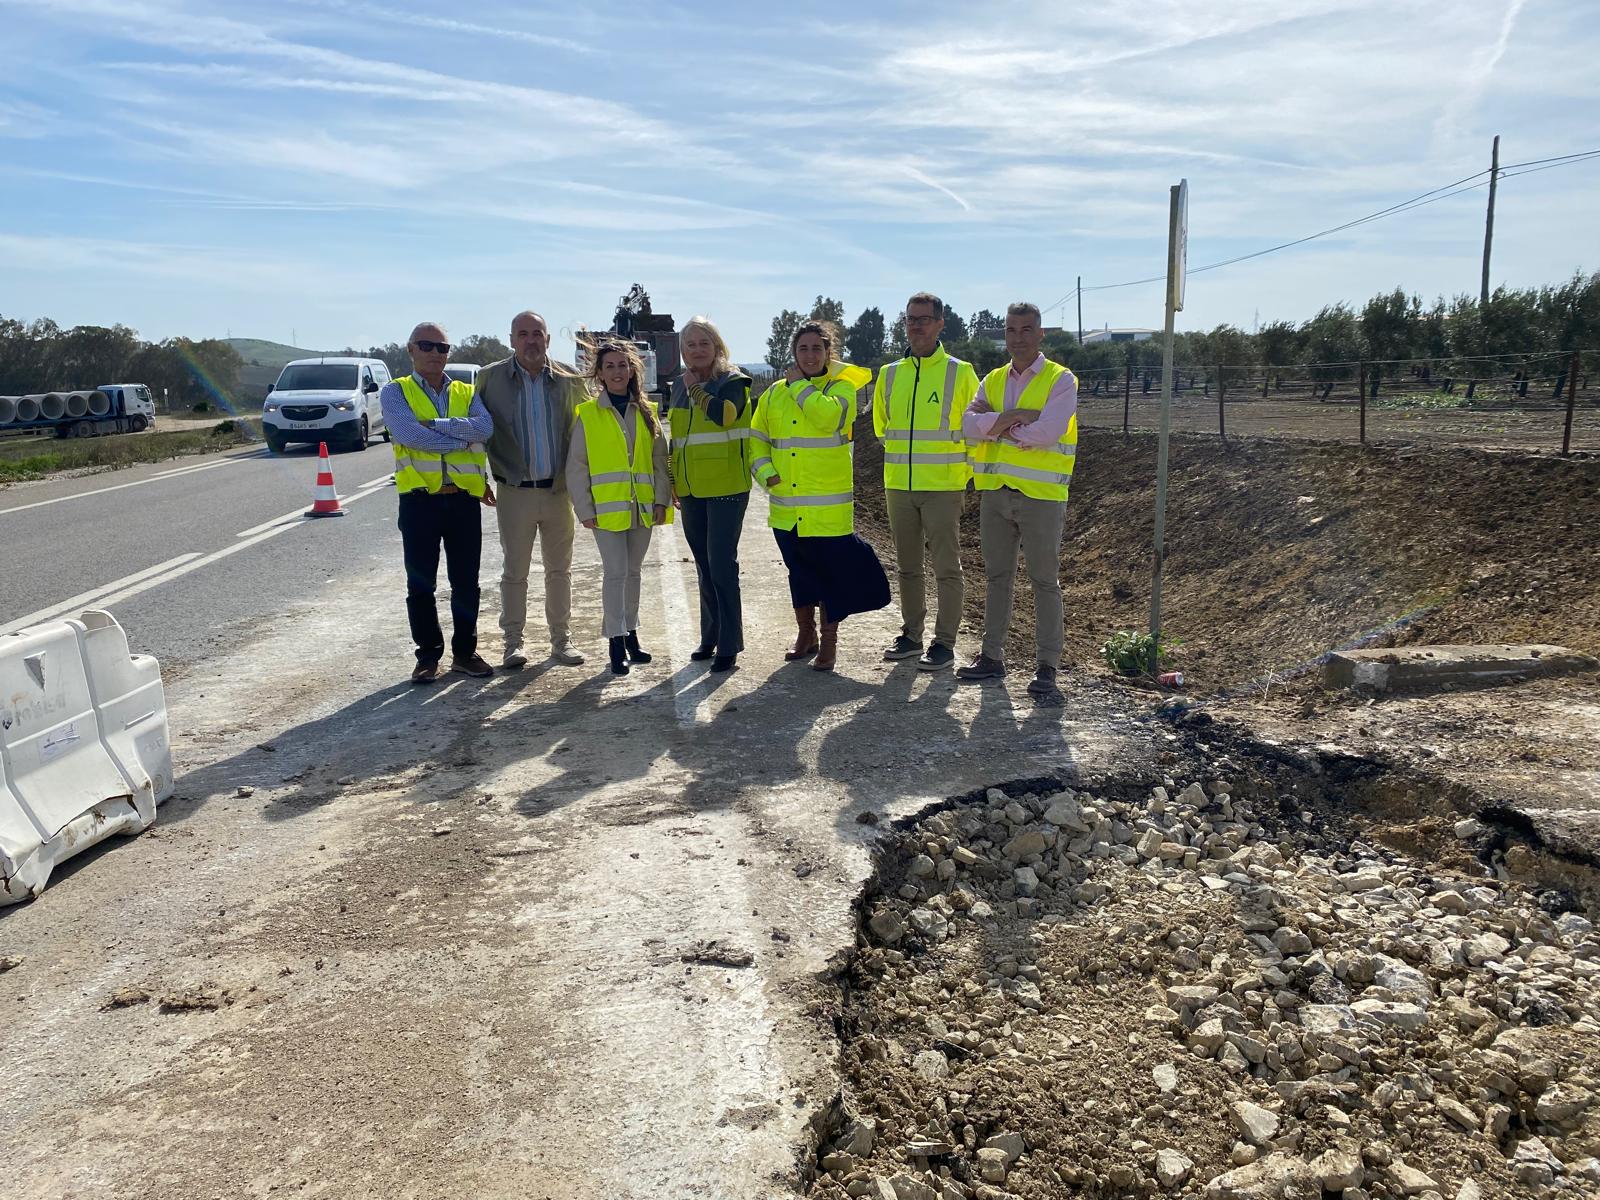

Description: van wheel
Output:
[381,427,391,443]
[266,433,287,454]
[349,417,369,451]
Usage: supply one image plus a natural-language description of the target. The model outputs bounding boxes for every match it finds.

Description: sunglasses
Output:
[414,339,452,354]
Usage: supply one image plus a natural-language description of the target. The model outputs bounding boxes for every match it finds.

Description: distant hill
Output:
[227,338,329,402]
[226,338,326,369]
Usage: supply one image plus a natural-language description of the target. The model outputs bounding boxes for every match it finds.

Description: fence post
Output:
[1261,368,1269,398]
[1123,362,1131,437]
[1358,361,1368,445]
[1218,362,1227,440]
[1563,350,1579,457]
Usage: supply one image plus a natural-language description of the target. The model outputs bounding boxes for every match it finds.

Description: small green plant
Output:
[1370,389,1475,412]
[1100,629,1177,675]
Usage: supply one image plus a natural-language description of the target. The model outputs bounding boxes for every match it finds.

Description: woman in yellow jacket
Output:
[566,341,671,676]
[751,321,890,671]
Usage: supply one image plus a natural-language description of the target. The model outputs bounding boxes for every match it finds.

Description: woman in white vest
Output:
[565,341,671,676]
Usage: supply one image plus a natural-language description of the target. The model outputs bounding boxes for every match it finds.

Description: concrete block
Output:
[1324,644,1596,694]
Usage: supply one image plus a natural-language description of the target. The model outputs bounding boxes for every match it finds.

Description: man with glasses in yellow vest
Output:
[872,292,980,671]
[956,301,1079,699]
[379,322,497,684]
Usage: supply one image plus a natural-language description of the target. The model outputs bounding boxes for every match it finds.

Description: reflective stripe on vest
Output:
[576,398,658,531]
[880,354,969,491]
[968,361,1078,502]
[393,376,487,497]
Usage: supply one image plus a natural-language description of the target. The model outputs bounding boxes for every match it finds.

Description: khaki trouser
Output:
[591,525,653,638]
[496,483,575,651]
[885,487,964,650]
[979,486,1066,666]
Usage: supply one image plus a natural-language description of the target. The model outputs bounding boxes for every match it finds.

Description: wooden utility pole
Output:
[1123,361,1131,436]
[1563,350,1579,456]
[1481,135,1500,305]
[1076,276,1083,347]
[1358,361,1368,444]
[1218,363,1227,440]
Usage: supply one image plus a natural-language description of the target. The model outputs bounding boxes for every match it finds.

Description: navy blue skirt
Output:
[772,527,891,624]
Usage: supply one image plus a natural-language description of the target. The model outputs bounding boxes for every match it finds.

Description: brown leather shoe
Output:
[785,606,818,660]
[411,661,440,685]
[450,653,494,678]
[811,621,839,672]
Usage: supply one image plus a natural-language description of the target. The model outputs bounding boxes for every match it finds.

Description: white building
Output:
[1081,326,1159,345]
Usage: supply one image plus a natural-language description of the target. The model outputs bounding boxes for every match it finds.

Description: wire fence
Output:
[1072,349,1597,454]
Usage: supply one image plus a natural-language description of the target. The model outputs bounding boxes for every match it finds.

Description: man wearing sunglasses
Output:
[379,322,497,683]
[872,292,979,671]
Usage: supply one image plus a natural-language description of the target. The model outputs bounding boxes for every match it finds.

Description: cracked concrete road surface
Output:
[1,480,1151,1198]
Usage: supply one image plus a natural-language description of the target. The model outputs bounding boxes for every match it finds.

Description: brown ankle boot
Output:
[785,606,818,660]
[811,621,839,671]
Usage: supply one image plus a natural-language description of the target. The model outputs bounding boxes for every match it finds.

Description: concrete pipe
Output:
[87,389,111,416]
[16,395,42,422]
[0,396,17,424]
[39,393,67,420]
[65,391,90,418]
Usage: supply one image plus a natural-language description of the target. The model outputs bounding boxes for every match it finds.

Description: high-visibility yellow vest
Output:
[751,362,870,538]
[393,375,488,497]
[872,344,977,491]
[970,360,1079,502]
[575,397,661,531]
[667,373,753,498]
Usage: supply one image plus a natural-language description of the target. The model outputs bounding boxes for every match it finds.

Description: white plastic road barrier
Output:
[0,396,16,424]
[39,393,66,420]
[87,389,111,417]
[0,610,174,905]
[64,391,90,418]
[15,395,41,422]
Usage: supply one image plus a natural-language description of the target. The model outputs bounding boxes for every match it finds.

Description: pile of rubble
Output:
[813,774,1599,1199]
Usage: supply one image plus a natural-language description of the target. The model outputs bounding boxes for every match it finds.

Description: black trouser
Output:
[680,492,748,655]
[398,490,481,664]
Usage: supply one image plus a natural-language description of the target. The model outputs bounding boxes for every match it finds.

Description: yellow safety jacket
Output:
[393,376,488,497]
[575,397,661,531]
[970,360,1079,502]
[667,373,753,498]
[751,362,871,538]
[872,343,978,491]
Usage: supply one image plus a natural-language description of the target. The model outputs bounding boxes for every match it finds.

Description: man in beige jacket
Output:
[476,311,586,668]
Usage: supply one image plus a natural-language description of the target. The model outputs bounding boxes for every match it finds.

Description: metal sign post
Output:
[1148,179,1187,674]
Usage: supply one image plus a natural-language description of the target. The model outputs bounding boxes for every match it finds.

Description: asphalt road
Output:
[1,442,402,675]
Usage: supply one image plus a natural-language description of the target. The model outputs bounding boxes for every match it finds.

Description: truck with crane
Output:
[573,284,682,400]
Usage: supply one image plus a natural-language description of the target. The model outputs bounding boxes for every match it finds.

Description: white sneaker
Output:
[550,641,585,666]
[501,647,528,670]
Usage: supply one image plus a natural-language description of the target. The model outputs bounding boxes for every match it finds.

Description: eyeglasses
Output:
[905,315,941,328]
[413,339,451,354]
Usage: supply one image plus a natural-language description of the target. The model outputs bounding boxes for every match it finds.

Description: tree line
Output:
[765,270,1600,381]
[0,316,248,408]
[333,335,511,379]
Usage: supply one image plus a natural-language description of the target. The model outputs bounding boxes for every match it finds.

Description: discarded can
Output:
[1157,671,1184,687]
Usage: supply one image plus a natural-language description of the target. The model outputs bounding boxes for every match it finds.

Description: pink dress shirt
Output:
[961,353,1078,447]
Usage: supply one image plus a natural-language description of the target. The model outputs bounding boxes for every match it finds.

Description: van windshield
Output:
[276,364,358,391]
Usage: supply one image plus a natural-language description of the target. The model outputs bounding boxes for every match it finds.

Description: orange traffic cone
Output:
[306,442,345,518]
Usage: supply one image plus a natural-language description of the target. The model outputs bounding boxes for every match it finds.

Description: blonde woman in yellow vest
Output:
[751,320,890,672]
[378,321,497,684]
[565,341,671,676]
[956,301,1079,700]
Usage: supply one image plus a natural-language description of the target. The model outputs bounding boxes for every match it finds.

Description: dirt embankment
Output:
[854,421,1600,693]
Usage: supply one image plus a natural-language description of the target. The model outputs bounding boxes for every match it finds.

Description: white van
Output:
[263,357,391,453]
[443,362,481,387]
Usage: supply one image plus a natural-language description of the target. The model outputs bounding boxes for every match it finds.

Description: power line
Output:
[1048,146,1600,313]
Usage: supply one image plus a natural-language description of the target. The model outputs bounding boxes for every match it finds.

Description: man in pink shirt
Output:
[956,302,1079,698]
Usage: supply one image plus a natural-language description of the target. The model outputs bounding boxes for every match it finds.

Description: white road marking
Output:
[232,474,393,539]
[0,452,254,516]
[0,554,202,636]
[652,522,702,727]
[5,476,395,633]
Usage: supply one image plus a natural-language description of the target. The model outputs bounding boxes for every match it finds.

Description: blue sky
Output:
[1,0,1596,362]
